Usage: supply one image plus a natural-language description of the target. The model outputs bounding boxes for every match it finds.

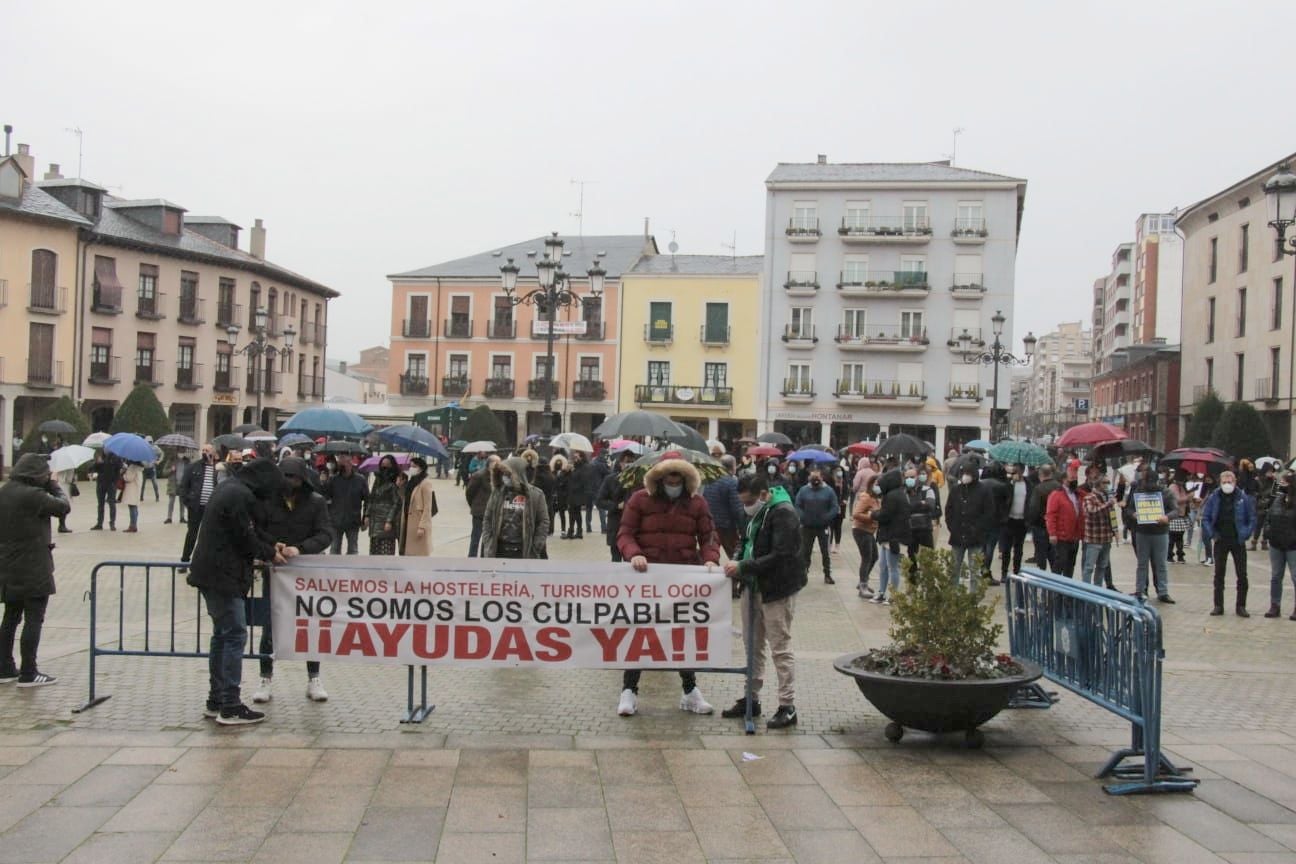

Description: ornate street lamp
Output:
[958,309,1036,440]
[1265,164,1296,447]
[228,306,296,431]
[500,232,604,435]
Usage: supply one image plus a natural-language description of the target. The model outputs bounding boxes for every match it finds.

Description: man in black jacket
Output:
[1026,464,1061,571]
[722,475,805,729]
[946,458,996,587]
[464,455,498,557]
[253,457,333,706]
[596,449,638,562]
[91,448,122,531]
[323,452,367,554]
[873,469,912,604]
[586,453,611,533]
[188,458,285,726]
[178,444,218,564]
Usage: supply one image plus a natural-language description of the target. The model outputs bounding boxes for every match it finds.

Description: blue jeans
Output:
[877,543,902,597]
[1134,532,1169,598]
[1269,547,1296,605]
[330,525,359,555]
[950,545,978,587]
[980,533,998,577]
[200,588,247,709]
[127,504,139,529]
[1081,541,1111,586]
[467,515,484,557]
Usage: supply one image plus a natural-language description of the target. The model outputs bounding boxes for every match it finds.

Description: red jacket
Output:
[1045,485,1084,543]
[617,489,720,565]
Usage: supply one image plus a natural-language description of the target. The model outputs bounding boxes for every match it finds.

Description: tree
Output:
[109,385,171,440]
[1183,391,1225,448]
[20,396,90,454]
[1211,401,1275,462]
[459,404,507,447]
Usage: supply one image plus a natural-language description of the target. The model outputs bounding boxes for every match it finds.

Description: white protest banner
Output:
[271,556,731,669]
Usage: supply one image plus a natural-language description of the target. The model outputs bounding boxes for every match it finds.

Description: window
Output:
[703,362,727,388]
[955,201,984,234]
[648,300,672,340]
[1276,278,1285,331]
[840,362,865,392]
[533,356,552,380]
[136,333,156,382]
[902,201,929,232]
[447,354,468,379]
[28,322,54,383]
[90,327,111,379]
[248,283,261,328]
[1240,224,1250,273]
[897,361,923,389]
[786,362,811,391]
[953,309,980,340]
[844,200,870,229]
[579,356,600,381]
[790,306,813,338]
[900,310,925,340]
[1273,347,1282,399]
[703,302,728,342]
[177,338,194,370]
[1209,238,1218,283]
[493,296,513,326]
[92,255,122,310]
[582,296,601,327]
[791,200,817,231]
[1236,353,1245,401]
[1205,357,1214,392]
[218,278,235,324]
[408,295,430,337]
[138,264,157,302]
[1278,234,1286,263]
[1207,297,1216,342]
[1238,288,1247,337]
[490,355,512,379]
[407,354,427,378]
[31,250,57,309]
[449,296,470,337]
[216,344,231,374]
[180,271,199,319]
[647,361,670,386]
[953,254,981,287]
[842,254,868,283]
[842,308,866,338]
[788,252,816,281]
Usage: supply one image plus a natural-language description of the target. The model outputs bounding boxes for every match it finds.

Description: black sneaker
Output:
[721,698,760,718]
[16,672,56,688]
[1210,607,1224,616]
[1158,595,1176,604]
[90,524,103,531]
[767,705,798,729]
[216,704,265,726]
[0,669,18,684]
[203,702,219,719]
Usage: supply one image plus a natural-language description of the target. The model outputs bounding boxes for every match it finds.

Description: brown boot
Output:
[1266,604,1281,618]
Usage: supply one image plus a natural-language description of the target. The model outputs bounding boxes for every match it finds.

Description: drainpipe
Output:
[74,232,89,404]
[432,278,441,405]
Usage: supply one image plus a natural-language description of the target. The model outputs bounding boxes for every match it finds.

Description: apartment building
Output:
[387,230,656,446]
[618,255,763,447]
[1094,243,1134,375]
[1092,343,1181,451]
[760,157,1027,452]
[1178,152,1296,454]
[1025,321,1093,437]
[1133,212,1183,345]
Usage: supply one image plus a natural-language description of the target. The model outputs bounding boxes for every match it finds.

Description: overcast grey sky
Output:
[7,1,1295,360]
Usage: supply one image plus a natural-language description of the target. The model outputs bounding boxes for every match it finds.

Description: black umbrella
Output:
[38,419,77,435]
[666,423,708,453]
[593,410,684,439]
[233,423,263,435]
[321,440,364,454]
[211,433,248,451]
[1090,438,1160,460]
[757,432,794,446]
[874,433,934,460]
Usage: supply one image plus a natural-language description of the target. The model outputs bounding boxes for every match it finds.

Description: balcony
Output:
[399,373,429,396]
[250,370,282,395]
[135,359,163,388]
[25,358,63,389]
[644,323,674,345]
[635,384,734,407]
[576,321,605,341]
[785,217,821,243]
[951,218,989,244]
[782,270,820,296]
[442,375,470,398]
[835,271,930,297]
[216,302,242,329]
[178,296,205,325]
[834,324,929,352]
[484,377,515,398]
[444,318,473,339]
[947,383,984,406]
[1257,377,1280,403]
[572,379,606,401]
[88,356,120,385]
[487,320,517,339]
[312,322,327,346]
[175,363,203,391]
[780,378,815,401]
[782,325,818,349]
[0,279,6,307]
[213,364,240,392]
[298,374,325,398]
[700,324,730,346]
[946,327,986,349]
[403,318,432,339]
[834,379,927,405]
[136,291,166,320]
[950,273,987,299]
[528,378,560,400]
[838,217,932,244]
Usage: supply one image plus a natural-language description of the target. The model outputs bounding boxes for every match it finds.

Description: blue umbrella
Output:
[786,448,838,464]
[376,425,449,458]
[279,407,373,437]
[278,432,314,447]
[104,432,158,464]
[964,439,993,452]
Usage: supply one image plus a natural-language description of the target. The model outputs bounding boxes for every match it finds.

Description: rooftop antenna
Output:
[570,179,598,236]
[947,126,965,167]
[64,126,83,181]
[720,231,737,262]
[667,230,678,259]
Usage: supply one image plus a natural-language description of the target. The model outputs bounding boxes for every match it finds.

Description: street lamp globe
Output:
[226,323,240,341]
[1265,163,1296,228]
[254,306,268,333]
[544,232,564,263]
[1023,331,1037,359]
[991,309,1006,337]
[587,257,606,296]
[284,323,296,350]
[499,258,519,293]
[957,328,973,353]
[536,258,556,290]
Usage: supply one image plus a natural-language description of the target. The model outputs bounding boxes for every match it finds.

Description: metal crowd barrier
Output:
[1004,566,1197,795]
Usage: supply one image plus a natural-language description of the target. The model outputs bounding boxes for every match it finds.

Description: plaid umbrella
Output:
[618,448,725,489]
[988,440,1053,467]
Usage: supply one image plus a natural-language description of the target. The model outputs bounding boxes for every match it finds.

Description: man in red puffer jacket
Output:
[616,451,720,718]
[1045,462,1085,578]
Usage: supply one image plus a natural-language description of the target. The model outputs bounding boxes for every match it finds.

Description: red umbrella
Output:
[1159,448,1234,476]
[1056,422,1129,449]
[846,441,878,456]
[745,444,783,458]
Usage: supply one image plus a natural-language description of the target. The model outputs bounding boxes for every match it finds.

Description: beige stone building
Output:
[1025,321,1092,437]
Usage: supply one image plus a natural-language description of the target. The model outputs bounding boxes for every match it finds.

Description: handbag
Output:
[429,490,439,518]
[69,481,80,498]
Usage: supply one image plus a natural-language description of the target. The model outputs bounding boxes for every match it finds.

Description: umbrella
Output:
[607,437,639,450]
[801,443,835,453]
[874,433,934,459]
[83,431,111,448]
[988,440,1052,467]
[666,423,709,453]
[462,440,497,454]
[278,432,314,448]
[1256,456,1283,471]
[1090,438,1159,460]
[594,410,685,439]
[155,433,199,450]
[963,439,993,452]
[1160,448,1234,476]
[244,431,277,442]
[279,407,374,437]
[38,419,77,435]
[551,432,594,453]
[104,432,157,464]
[48,444,95,473]
[211,433,248,451]
[745,444,783,458]
[846,441,878,457]
[705,438,726,454]
[232,423,263,435]
[450,440,468,449]
[619,448,726,488]
[1056,422,1129,449]
[735,437,759,446]
[376,425,450,458]
[757,431,794,446]
[358,453,414,473]
[321,440,364,454]
[786,448,838,464]
[608,440,645,455]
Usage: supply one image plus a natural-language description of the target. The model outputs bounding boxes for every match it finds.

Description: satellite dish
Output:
[668,240,679,254]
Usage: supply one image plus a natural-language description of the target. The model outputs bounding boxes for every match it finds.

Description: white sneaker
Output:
[679,687,714,715]
[869,594,885,604]
[617,688,638,717]
[306,677,329,702]
[251,677,272,704]
[858,584,875,599]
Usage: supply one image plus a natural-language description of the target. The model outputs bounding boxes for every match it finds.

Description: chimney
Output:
[816,154,827,164]
[642,216,653,254]
[13,143,35,181]
[43,163,62,181]
[3,125,11,156]
[250,218,266,259]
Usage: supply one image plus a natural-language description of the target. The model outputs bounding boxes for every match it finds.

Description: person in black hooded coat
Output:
[872,469,911,603]
[945,456,996,587]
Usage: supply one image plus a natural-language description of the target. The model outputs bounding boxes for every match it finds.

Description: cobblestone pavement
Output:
[2,481,1296,861]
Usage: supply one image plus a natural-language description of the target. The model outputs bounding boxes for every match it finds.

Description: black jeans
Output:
[96,485,117,528]
[622,669,696,694]
[0,593,49,677]
[998,519,1028,578]
[1169,531,1185,562]
[907,528,934,564]
[566,505,584,537]
[800,525,831,578]
[852,529,878,586]
[1053,540,1079,578]
[181,504,204,562]
[1213,538,1249,608]
[1031,526,1054,572]
[330,525,360,555]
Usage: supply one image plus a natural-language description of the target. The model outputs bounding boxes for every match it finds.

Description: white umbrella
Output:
[245,431,277,442]
[462,440,497,454]
[1257,456,1282,471]
[83,431,111,448]
[705,439,725,454]
[551,432,594,453]
[48,444,95,473]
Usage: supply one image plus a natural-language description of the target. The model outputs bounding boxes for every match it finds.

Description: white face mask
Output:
[664,484,684,499]
[743,500,764,516]
[1220,483,1236,495]
[960,474,973,485]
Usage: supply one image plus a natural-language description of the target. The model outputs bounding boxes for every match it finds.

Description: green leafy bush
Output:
[108,385,171,440]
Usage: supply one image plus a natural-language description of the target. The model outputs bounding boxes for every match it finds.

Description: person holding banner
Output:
[616,451,721,717]
[1123,466,1178,604]
[481,456,549,559]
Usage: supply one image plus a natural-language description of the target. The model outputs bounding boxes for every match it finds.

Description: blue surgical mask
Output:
[904,477,916,488]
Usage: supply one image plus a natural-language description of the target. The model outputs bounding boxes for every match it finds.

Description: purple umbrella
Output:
[358,453,413,473]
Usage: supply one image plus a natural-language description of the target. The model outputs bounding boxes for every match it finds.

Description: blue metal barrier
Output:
[1005,567,1197,795]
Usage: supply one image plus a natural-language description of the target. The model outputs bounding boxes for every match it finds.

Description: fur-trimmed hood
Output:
[643,452,702,496]
[550,454,569,473]
[492,456,531,491]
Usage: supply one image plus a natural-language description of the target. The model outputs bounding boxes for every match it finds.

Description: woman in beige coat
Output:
[402,456,436,556]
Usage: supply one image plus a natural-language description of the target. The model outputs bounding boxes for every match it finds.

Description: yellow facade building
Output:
[618,255,763,446]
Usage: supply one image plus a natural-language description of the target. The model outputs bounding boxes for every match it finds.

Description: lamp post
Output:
[228,306,296,430]
[1264,163,1296,456]
[957,309,1036,440]
[499,232,605,436]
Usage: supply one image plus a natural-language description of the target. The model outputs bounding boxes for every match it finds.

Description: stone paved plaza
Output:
[3,479,1296,861]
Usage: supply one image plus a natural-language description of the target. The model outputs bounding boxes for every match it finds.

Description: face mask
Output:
[1221,483,1236,495]
[960,474,973,485]
[871,485,881,496]
[919,474,927,483]
[743,500,763,517]
[664,484,683,499]
[904,477,916,488]
[500,476,513,488]
[767,465,777,475]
